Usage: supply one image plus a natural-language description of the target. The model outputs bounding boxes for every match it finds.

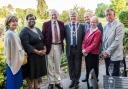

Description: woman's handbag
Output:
[23,53,27,65]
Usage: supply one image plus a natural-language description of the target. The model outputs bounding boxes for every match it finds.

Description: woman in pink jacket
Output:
[82,16,101,82]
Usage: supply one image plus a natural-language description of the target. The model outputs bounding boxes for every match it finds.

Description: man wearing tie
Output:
[102,8,124,76]
[42,9,64,89]
[65,10,84,89]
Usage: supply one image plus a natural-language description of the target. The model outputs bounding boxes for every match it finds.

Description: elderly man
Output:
[83,12,103,33]
[65,10,84,89]
[42,9,64,89]
[102,8,124,76]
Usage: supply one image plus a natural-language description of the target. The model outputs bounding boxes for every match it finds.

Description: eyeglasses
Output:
[10,19,18,22]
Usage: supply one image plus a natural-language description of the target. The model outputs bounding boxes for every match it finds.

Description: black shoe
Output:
[69,81,75,88]
[74,81,79,89]
[82,78,87,82]
[48,84,53,89]
[55,83,63,89]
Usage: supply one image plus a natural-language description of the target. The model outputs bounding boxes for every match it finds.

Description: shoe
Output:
[48,84,53,89]
[74,81,79,89]
[69,81,75,88]
[55,83,63,89]
[82,78,87,82]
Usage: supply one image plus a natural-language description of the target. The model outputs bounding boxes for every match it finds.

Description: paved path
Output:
[41,59,106,89]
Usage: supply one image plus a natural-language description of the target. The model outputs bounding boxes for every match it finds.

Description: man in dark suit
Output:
[83,12,103,34]
[65,10,85,89]
[82,12,103,82]
[42,9,65,89]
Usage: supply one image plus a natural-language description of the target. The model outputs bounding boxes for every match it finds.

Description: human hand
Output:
[102,51,109,59]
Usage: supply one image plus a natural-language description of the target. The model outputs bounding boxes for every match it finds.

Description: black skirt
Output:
[22,54,47,79]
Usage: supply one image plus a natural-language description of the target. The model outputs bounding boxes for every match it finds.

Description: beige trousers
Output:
[47,44,62,84]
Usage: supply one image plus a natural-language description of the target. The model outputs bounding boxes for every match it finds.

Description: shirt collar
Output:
[90,27,98,33]
[107,20,116,27]
[51,20,57,24]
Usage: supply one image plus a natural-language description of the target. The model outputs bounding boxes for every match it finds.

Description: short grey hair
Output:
[84,12,93,17]
[49,9,59,17]
[69,10,77,17]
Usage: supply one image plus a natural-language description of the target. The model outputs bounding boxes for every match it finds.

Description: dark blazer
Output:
[65,23,85,56]
[42,20,65,54]
[20,27,45,54]
[84,22,103,34]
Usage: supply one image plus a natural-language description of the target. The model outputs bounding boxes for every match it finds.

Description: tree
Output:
[95,3,109,17]
[110,0,126,14]
[59,10,69,23]
[72,5,86,22]
[37,0,48,19]
[0,7,8,18]
[78,7,86,22]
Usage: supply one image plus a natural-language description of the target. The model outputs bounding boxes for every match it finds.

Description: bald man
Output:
[64,10,85,89]
[42,9,64,89]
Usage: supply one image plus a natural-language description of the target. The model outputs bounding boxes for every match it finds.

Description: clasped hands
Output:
[34,49,46,56]
[101,51,110,59]
[82,49,88,56]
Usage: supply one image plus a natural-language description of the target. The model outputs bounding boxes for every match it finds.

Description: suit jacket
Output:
[42,20,65,54]
[102,20,124,61]
[84,22,103,34]
[82,29,101,54]
[65,23,85,56]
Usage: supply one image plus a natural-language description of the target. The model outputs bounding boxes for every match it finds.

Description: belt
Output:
[70,45,77,48]
[52,43,61,45]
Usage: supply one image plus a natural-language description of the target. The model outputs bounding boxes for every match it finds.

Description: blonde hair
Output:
[5,15,18,30]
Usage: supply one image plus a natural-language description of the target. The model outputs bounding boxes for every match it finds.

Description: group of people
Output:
[4,8,124,89]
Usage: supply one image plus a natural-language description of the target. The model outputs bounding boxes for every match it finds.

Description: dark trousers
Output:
[85,54,99,80]
[67,47,82,82]
[105,58,121,76]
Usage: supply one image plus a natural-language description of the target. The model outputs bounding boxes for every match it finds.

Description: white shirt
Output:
[70,22,78,45]
[51,20,61,43]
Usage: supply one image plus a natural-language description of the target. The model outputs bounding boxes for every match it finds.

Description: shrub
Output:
[123,28,128,54]
[119,8,128,28]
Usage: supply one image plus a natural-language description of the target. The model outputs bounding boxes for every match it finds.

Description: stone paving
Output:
[40,57,128,89]
[41,59,106,89]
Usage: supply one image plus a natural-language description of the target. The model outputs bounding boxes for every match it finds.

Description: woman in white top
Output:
[4,15,24,89]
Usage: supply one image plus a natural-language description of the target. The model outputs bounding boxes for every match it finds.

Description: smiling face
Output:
[105,9,115,22]
[27,16,36,28]
[9,19,18,30]
[50,9,58,21]
[90,16,98,29]
[69,10,77,23]
[70,15,77,23]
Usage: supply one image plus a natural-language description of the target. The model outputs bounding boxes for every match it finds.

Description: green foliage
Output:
[61,51,68,73]
[37,0,48,19]
[95,3,109,18]
[72,5,86,22]
[123,28,128,54]
[59,10,69,23]
[119,8,128,28]
[0,39,6,88]
[78,8,86,22]
[110,0,126,14]
[0,56,6,89]
[0,8,8,18]
[59,6,86,22]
